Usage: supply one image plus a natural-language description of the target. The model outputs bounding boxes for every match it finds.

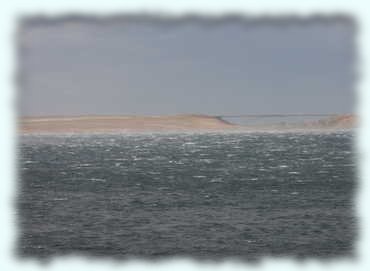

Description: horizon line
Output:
[19,113,352,119]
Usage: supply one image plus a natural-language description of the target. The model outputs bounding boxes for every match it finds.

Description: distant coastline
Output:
[19,114,356,134]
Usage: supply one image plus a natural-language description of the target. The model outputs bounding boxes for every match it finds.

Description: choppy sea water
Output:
[18,132,356,260]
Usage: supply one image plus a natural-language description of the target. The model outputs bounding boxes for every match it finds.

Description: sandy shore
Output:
[19,114,355,134]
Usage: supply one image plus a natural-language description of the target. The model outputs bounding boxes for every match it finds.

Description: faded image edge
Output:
[17,14,357,261]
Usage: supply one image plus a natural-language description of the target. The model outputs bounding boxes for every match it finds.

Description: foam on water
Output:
[19,132,356,259]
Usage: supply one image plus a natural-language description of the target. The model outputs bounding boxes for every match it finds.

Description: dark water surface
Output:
[18,132,356,260]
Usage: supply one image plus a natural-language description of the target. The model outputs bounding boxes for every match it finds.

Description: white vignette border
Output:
[1,1,369,271]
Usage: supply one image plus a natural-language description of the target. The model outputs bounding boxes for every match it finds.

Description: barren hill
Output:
[305,114,356,129]
[19,115,237,134]
[19,114,357,134]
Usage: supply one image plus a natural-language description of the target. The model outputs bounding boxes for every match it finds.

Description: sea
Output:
[18,132,357,260]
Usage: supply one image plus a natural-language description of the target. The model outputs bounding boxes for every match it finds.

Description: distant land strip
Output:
[19,114,355,134]
[216,114,339,118]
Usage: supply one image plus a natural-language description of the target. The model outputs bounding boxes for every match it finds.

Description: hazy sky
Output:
[18,16,355,116]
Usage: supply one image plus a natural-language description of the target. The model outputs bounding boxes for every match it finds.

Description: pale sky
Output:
[18,16,356,116]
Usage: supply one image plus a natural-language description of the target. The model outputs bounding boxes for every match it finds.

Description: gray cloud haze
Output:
[18,16,356,116]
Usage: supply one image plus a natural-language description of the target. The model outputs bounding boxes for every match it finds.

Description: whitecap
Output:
[114,158,128,161]
[200,159,212,164]
[271,148,285,152]
[53,197,68,201]
[308,157,322,161]
[24,160,37,164]
[90,178,106,182]
[183,142,195,145]
[210,178,223,183]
